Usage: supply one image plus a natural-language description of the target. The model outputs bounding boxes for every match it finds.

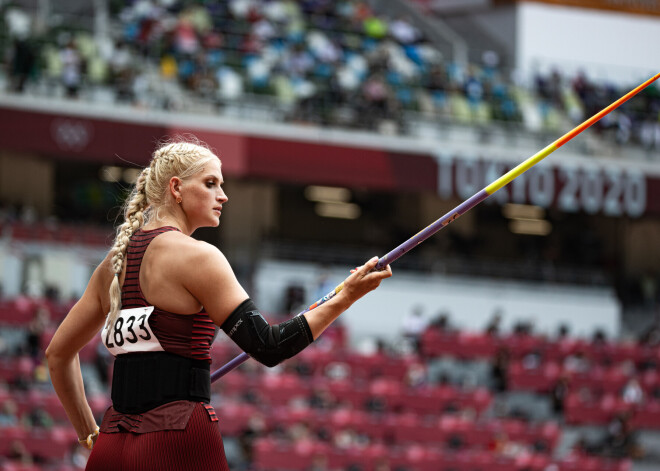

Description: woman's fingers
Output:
[342,256,392,302]
[350,257,392,278]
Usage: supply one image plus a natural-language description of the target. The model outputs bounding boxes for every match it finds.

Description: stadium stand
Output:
[1,0,659,150]
[0,260,655,469]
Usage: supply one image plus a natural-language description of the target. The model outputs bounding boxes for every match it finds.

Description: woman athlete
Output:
[46,140,392,470]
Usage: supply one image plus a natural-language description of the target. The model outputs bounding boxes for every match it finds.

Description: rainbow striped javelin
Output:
[211,72,660,382]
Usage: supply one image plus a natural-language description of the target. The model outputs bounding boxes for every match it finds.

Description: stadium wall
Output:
[516,2,660,83]
[254,259,621,343]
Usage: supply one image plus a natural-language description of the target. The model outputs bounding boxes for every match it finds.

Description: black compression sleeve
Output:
[221,298,314,367]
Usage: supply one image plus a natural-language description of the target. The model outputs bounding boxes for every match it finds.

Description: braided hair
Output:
[106,140,218,328]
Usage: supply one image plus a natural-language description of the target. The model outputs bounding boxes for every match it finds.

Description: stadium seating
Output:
[1,284,651,469]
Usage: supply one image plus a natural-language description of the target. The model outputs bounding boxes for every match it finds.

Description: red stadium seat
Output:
[420,329,461,358]
[253,438,309,471]
[457,332,497,359]
[214,369,251,396]
[26,426,77,461]
[2,464,42,471]
[259,373,310,406]
[42,392,69,421]
[632,401,660,429]
[467,387,493,414]
[0,426,29,456]
[400,386,444,415]
[564,393,609,425]
[503,333,545,358]
[215,402,258,435]
[367,377,405,411]
[326,378,370,409]
[392,412,441,445]
[508,361,559,393]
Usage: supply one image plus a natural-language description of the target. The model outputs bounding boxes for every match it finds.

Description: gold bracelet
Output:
[78,426,100,449]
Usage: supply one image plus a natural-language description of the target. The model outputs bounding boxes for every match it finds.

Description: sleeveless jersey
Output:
[99,226,220,436]
[102,226,217,361]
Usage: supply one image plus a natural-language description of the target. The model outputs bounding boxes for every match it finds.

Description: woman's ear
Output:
[169,176,182,201]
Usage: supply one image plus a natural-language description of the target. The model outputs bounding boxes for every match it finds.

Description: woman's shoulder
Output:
[149,230,222,261]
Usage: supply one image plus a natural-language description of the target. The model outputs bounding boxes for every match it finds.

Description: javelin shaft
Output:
[211,72,660,382]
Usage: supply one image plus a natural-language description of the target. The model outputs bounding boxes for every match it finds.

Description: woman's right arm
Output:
[180,241,391,366]
[46,256,110,444]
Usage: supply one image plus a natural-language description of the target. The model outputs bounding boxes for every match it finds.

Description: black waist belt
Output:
[111,351,211,414]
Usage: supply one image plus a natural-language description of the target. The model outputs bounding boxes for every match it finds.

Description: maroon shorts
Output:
[86,402,229,471]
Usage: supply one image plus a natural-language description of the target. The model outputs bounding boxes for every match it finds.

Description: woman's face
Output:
[179,158,228,229]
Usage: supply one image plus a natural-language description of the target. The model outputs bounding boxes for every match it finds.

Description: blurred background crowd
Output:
[3,0,660,146]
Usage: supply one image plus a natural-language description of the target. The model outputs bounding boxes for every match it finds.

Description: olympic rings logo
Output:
[51,119,93,151]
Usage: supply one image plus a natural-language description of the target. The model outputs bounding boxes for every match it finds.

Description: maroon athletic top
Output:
[100,226,218,434]
[119,226,217,361]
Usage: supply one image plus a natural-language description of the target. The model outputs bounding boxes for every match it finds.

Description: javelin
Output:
[211,71,660,382]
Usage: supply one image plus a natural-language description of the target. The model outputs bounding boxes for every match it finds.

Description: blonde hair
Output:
[106,140,218,328]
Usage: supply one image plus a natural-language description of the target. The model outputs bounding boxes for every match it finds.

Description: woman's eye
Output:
[206,181,215,188]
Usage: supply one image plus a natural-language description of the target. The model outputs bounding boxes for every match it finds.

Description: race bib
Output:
[102,306,164,356]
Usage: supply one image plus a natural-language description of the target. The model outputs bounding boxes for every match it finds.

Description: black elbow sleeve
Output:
[221,299,314,367]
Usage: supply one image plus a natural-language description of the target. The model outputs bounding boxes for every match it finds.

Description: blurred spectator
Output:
[22,405,54,429]
[308,454,330,471]
[26,305,50,358]
[309,387,337,410]
[491,347,510,392]
[403,362,427,389]
[602,411,643,459]
[401,305,427,352]
[622,378,644,405]
[423,64,448,113]
[60,39,82,98]
[638,319,660,349]
[283,283,305,313]
[556,323,570,340]
[361,72,394,130]
[238,412,267,464]
[592,328,607,346]
[389,15,421,45]
[374,458,392,471]
[485,309,503,337]
[640,271,658,311]
[0,399,19,427]
[314,269,336,301]
[551,376,570,414]
[521,349,542,370]
[428,310,452,333]
[325,360,351,380]
[563,351,590,374]
[71,443,92,469]
[7,440,33,465]
[9,38,36,92]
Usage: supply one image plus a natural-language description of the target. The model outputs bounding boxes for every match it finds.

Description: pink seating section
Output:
[0,425,78,462]
[7,222,111,246]
[421,329,660,427]
[0,389,110,465]
[213,369,492,416]
[253,438,632,471]
[215,395,560,451]
[0,388,110,423]
[421,330,658,367]
[0,298,72,326]
[564,393,660,427]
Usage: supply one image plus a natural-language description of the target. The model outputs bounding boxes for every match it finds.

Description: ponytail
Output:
[106,167,150,328]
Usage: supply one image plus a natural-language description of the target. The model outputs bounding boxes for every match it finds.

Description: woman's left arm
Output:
[46,256,110,444]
